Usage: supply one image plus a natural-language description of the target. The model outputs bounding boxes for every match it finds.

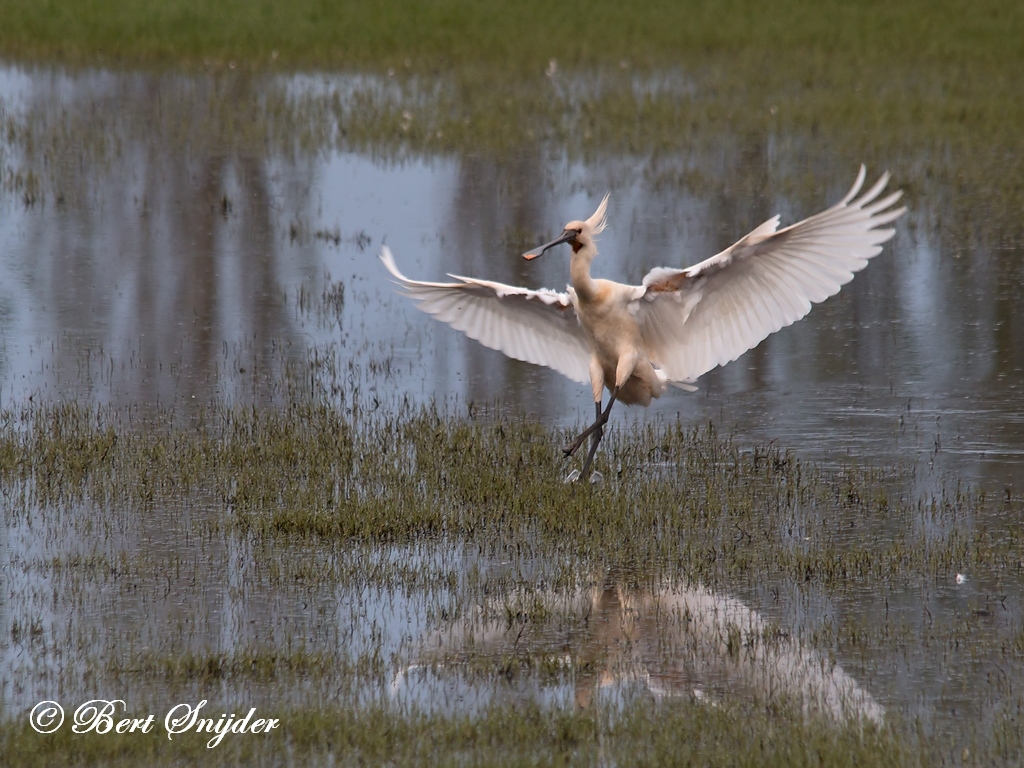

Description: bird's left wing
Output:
[633,166,905,384]
[380,246,593,384]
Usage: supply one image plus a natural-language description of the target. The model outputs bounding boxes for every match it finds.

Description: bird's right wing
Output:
[380,246,592,384]
[634,166,905,384]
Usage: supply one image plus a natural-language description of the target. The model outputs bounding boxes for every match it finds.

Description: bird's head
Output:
[523,193,609,261]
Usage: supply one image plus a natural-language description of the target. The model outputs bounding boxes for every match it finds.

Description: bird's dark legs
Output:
[579,412,606,479]
[563,387,619,464]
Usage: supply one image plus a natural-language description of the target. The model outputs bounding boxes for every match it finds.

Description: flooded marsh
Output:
[2,3,1024,763]
[2,394,1024,764]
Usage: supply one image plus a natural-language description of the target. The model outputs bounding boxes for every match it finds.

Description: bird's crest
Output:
[586,193,610,236]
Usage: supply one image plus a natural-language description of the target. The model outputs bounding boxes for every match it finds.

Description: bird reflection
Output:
[393,575,883,725]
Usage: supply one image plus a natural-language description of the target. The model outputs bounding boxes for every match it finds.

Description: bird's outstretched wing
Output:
[634,166,905,384]
[380,246,592,384]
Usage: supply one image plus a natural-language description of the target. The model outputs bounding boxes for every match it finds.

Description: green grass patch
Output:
[0,700,909,767]
[0,0,1021,75]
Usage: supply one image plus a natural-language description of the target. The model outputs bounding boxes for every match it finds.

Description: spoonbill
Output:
[381,166,905,482]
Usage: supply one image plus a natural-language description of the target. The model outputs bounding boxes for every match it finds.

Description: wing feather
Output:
[380,246,592,384]
[636,167,905,383]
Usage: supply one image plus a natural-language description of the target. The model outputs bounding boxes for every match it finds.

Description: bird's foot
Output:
[563,469,603,485]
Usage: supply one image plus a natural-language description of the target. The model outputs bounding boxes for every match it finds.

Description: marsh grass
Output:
[0,700,909,767]
[0,0,1020,75]
[2,395,1024,763]
[2,400,1008,585]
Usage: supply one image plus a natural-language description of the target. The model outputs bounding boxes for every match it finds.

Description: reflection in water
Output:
[0,71,321,407]
[447,150,554,418]
[392,576,884,725]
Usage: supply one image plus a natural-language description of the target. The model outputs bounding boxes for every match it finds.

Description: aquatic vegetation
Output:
[1,382,1023,763]
[0,398,999,582]
[2,64,1022,246]
[0,700,907,766]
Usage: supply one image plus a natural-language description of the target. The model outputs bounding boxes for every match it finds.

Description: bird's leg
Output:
[579,422,605,479]
[563,402,601,457]
[565,358,606,457]
[579,402,603,477]
[563,388,619,459]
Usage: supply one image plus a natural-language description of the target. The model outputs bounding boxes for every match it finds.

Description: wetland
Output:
[1,1,1024,765]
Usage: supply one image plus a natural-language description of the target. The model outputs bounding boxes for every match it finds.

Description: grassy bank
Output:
[0,0,1021,74]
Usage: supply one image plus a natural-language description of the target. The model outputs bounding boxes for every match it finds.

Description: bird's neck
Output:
[570,249,597,302]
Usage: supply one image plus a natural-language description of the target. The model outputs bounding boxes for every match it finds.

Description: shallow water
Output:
[1,66,1023,760]
[1,68,1020,493]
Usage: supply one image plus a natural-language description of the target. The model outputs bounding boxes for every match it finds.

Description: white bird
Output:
[381,166,905,481]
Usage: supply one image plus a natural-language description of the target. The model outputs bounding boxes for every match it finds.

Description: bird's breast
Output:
[578,303,641,354]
